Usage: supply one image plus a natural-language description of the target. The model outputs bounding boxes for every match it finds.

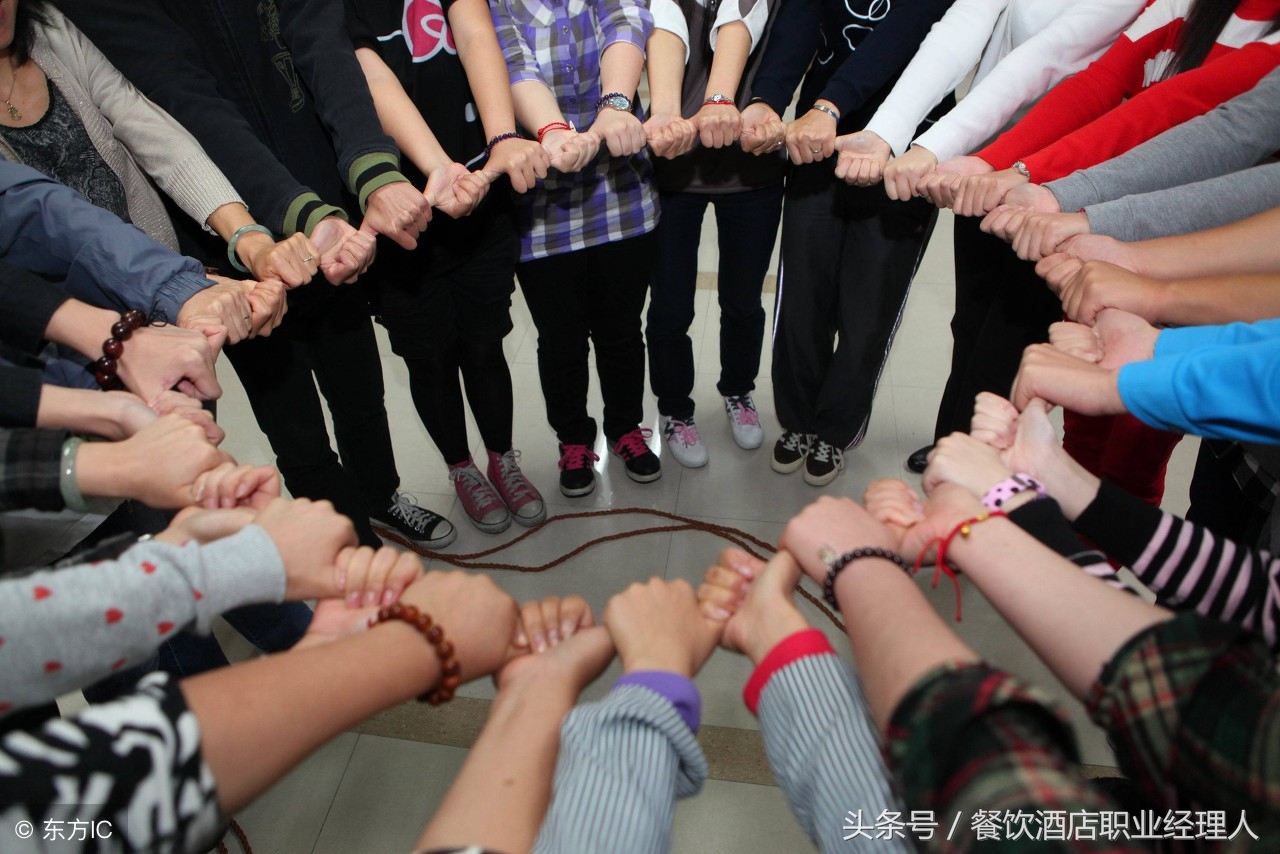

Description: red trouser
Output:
[1063,411,1183,506]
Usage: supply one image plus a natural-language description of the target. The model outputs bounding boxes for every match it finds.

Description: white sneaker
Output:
[723,394,764,449]
[660,416,709,468]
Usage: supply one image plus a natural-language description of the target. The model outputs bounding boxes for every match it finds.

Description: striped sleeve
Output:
[1075,479,1280,650]
[755,644,910,853]
[532,685,708,854]
[1008,497,1138,595]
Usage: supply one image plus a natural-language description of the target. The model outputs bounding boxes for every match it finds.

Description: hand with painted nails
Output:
[249,497,359,601]
[191,462,281,510]
[697,549,810,663]
[333,546,424,608]
[603,578,721,677]
[398,571,519,681]
[512,594,595,654]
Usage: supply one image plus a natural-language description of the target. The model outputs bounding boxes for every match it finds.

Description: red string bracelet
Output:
[536,121,572,144]
[910,511,1007,622]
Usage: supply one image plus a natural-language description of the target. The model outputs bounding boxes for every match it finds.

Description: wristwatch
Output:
[596,92,633,113]
[703,93,734,106]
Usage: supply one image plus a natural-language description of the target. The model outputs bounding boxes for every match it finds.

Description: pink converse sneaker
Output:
[449,459,511,533]
[487,449,547,527]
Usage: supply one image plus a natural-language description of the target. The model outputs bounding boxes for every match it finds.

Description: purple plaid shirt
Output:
[490,0,659,261]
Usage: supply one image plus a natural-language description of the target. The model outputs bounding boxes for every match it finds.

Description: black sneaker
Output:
[557,443,600,497]
[370,492,457,549]
[906,444,932,474]
[770,430,811,474]
[610,428,662,483]
[803,438,845,487]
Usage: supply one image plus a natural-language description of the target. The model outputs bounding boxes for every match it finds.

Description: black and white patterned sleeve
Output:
[0,673,223,853]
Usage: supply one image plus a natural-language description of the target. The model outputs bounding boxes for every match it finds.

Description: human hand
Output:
[917,154,993,208]
[1056,233,1145,274]
[311,216,378,285]
[949,167,1028,218]
[738,101,785,155]
[1003,182,1061,214]
[427,163,491,219]
[603,578,721,677]
[250,496,359,600]
[295,598,374,651]
[191,462,280,510]
[240,230,320,288]
[153,505,253,546]
[1010,344,1124,414]
[1049,320,1102,363]
[178,278,254,345]
[512,594,595,654]
[361,180,431,250]
[863,478,924,555]
[541,128,601,173]
[1053,260,1163,326]
[692,101,742,149]
[482,136,550,193]
[643,113,698,159]
[832,130,891,186]
[1005,210,1091,261]
[398,571,519,681]
[496,623,615,696]
[779,495,900,584]
[333,545,424,607]
[969,391,1019,451]
[882,145,937,201]
[147,390,223,443]
[589,107,646,158]
[114,322,223,404]
[922,432,1013,499]
[242,278,288,337]
[697,549,810,664]
[74,413,232,507]
[785,105,838,165]
[1094,308,1160,370]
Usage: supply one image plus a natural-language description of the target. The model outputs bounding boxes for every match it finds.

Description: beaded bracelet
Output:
[94,309,147,390]
[822,547,912,608]
[226,223,273,275]
[486,131,524,156]
[536,121,572,144]
[375,602,461,705]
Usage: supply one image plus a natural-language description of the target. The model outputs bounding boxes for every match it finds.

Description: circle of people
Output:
[3,0,1280,850]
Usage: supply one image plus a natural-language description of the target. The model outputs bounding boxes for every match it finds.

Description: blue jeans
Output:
[646,184,784,421]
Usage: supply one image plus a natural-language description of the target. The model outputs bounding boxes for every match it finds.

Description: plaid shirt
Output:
[490,0,659,261]
[0,428,69,513]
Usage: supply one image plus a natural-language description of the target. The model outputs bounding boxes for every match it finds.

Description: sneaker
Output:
[610,428,662,483]
[370,492,457,549]
[557,443,600,497]
[906,444,932,474]
[660,416,708,468]
[723,394,764,450]
[770,430,811,474]
[449,460,511,534]
[487,449,547,527]
[804,438,845,487]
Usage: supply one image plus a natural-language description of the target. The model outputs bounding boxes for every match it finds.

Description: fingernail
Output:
[346,592,361,607]
[515,632,527,647]
[734,562,755,579]
[533,637,546,653]
[382,589,396,606]
[364,590,378,606]
[336,571,347,591]
[561,619,576,638]
[709,606,731,620]
[548,628,560,645]
[193,484,204,501]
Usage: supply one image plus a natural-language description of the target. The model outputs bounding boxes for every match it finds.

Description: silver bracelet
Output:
[59,437,88,513]
[812,104,840,123]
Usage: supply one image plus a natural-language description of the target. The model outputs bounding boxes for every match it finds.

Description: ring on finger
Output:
[301,254,316,263]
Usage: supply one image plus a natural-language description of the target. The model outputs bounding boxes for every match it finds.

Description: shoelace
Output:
[558,444,600,470]
[664,419,701,448]
[390,493,439,533]
[614,429,654,460]
[725,396,761,426]
[781,431,808,452]
[811,441,834,463]
[449,465,501,508]
[495,451,538,503]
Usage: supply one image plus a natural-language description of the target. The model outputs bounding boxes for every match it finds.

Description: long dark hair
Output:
[11,0,50,66]
[1167,0,1280,78]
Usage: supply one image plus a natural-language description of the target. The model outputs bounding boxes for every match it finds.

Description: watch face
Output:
[601,95,631,112]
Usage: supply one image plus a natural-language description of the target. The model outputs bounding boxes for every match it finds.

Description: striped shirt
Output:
[490,0,659,261]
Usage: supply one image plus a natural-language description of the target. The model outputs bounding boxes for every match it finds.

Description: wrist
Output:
[75,440,130,500]
[369,620,445,702]
[234,231,274,270]
[621,649,692,678]
[45,302,117,358]
[743,608,812,664]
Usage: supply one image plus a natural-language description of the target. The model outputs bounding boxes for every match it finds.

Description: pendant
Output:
[6,105,20,121]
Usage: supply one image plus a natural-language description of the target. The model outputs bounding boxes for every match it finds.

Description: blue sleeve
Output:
[816,0,955,116]
[1119,338,1280,443]
[748,0,823,113]
[1153,318,1280,359]
[0,161,210,323]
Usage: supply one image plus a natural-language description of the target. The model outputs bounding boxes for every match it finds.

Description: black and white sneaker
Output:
[770,430,811,474]
[803,438,845,487]
[370,492,457,549]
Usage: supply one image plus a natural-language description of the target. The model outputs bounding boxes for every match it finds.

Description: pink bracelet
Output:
[981,474,1046,512]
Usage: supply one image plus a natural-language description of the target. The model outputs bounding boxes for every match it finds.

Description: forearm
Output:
[705,22,751,99]
[599,41,645,100]
[42,299,119,361]
[183,621,438,814]
[512,80,570,134]
[419,675,576,852]
[646,29,687,115]
[355,48,452,176]
[1149,274,1280,327]
[452,0,523,141]
[1128,206,1280,279]
[35,386,131,437]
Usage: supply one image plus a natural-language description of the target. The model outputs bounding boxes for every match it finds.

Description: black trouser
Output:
[516,233,655,446]
[646,184,784,421]
[772,175,936,447]
[224,283,397,546]
[932,214,1062,441]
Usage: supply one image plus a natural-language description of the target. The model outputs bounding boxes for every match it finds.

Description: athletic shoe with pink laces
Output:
[449,459,511,533]
[487,449,547,526]
[660,415,708,468]
[723,394,764,449]
[610,427,662,483]
[557,443,600,497]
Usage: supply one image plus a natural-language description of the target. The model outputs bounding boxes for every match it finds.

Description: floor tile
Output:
[234,733,357,854]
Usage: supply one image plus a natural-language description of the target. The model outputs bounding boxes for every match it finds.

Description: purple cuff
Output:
[613,671,702,732]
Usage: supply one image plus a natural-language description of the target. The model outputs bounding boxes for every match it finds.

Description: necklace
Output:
[4,58,20,121]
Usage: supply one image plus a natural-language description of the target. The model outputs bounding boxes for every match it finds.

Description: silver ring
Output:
[242,315,251,322]
[301,254,316,263]
[810,148,822,155]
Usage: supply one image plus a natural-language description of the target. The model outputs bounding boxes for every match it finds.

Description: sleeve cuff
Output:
[743,629,835,715]
[650,0,690,62]
[1045,171,1100,214]
[284,192,348,238]
[1117,357,1184,433]
[186,525,288,633]
[347,152,410,213]
[613,671,702,732]
[151,269,214,325]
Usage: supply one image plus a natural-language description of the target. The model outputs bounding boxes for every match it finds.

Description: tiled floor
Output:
[217,211,1198,852]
